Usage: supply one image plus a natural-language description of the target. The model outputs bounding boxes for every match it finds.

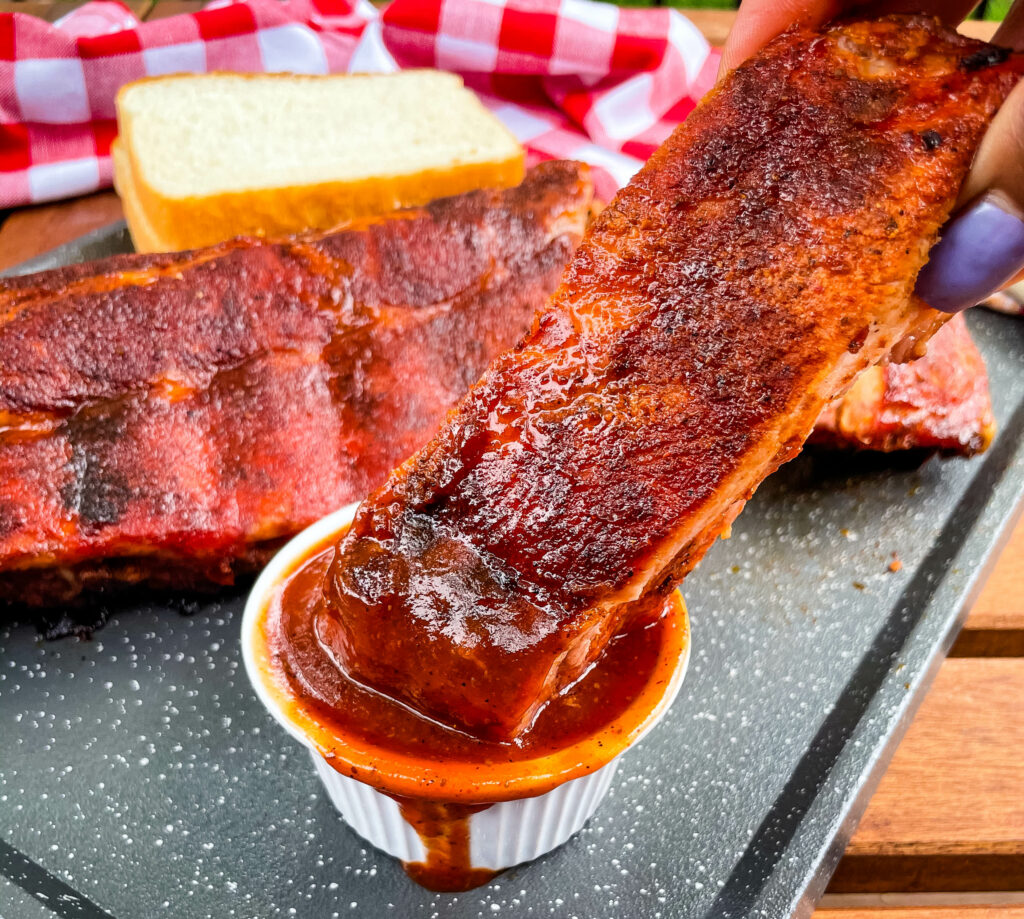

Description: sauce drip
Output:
[391,797,498,891]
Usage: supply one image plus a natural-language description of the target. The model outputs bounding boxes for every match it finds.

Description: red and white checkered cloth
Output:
[0,0,719,208]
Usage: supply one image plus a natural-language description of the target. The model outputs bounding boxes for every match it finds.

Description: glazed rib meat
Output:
[0,162,593,605]
[812,314,995,454]
[322,16,1024,742]
[0,36,1002,621]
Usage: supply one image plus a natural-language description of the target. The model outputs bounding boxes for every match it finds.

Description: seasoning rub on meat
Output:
[322,16,1024,742]
[0,163,593,605]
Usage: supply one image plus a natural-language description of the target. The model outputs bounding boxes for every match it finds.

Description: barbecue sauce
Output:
[391,798,497,892]
[258,534,686,890]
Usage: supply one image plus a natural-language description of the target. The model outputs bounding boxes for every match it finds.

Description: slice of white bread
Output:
[114,71,525,252]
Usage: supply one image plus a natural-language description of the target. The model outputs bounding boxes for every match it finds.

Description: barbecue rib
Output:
[0,162,593,605]
[319,16,1024,742]
[813,314,995,454]
[0,52,1001,618]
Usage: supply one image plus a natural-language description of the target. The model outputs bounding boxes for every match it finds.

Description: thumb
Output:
[956,76,1024,213]
[915,23,1024,311]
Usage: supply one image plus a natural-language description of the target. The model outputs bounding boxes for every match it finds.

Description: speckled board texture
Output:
[2,224,1024,919]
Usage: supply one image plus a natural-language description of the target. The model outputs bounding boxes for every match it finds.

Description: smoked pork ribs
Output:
[321,17,1024,741]
[0,162,593,604]
[0,23,1007,617]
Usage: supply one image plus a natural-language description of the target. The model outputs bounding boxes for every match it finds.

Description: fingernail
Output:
[914,194,1024,313]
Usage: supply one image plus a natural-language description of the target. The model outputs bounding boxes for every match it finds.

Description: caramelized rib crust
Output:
[324,17,1024,741]
[0,163,593,604]
[812,314,995,453]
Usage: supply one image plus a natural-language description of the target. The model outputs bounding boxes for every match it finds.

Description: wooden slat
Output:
[953,514,1024,656]
[0,192,123,273]
[143,0,205,19]
[957,20,1001,42]
[952,625,1024,658]
[964,519,1024,632]
[670,9,735,48]
[0,1,55,19]
[829,659,1024,893]
[816,908,1024,918]
[42,0,151,19]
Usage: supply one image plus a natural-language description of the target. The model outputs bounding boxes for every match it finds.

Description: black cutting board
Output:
[2,222,1023,919]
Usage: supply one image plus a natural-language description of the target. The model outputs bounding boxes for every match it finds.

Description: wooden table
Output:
[1,4,1021,917]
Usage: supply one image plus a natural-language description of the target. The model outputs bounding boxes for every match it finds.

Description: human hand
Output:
[720,0,1024,313]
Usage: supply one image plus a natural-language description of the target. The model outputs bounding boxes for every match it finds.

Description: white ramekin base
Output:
[311,751,619,870]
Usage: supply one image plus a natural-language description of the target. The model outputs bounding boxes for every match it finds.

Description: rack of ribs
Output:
[320,16,1024,742]
[0,33,1004,616]
[0,162,593,605]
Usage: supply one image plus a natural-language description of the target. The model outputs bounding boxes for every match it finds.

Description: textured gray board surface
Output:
[1,224,1023,919]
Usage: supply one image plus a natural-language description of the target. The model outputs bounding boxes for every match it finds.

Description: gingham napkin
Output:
[0,0,719,208]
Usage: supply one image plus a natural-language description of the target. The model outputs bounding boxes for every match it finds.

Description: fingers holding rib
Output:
[720,0,982,77]
[916,75,1024,312]
[719,0,844,76]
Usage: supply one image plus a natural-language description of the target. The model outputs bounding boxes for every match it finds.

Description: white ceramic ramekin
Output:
[241,504,689,877]
[309,750,620,868]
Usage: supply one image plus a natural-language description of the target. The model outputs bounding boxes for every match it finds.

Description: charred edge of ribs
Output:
[0,540,281,612]
[3,542,280,638]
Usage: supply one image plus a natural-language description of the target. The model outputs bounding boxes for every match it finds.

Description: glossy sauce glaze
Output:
[256,531,688,890]
[317,16,1024,746]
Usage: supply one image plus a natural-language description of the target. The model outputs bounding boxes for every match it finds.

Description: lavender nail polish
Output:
[914,195,1024,313]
